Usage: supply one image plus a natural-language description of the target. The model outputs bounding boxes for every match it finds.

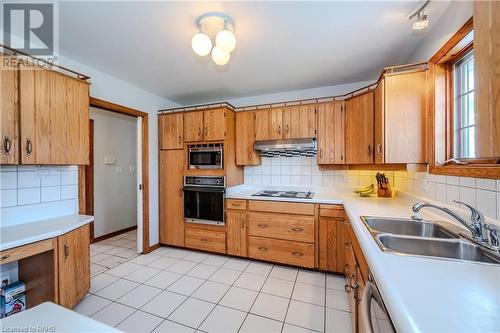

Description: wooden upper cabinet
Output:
[345,91,374,164]
[254,109,270,141]
[0,56,19,164]
[183,111,204,142]
[203,108,226,141]
[159,113,183,149]
[58,224,90,309]
[317,102,345,164]
[226,210,247,257]
[298,104,317,138]
[269,108,283,139]
[159,149,185,246]
[235,111,260,165]
[374,81,385,164]
[19,64,89,165]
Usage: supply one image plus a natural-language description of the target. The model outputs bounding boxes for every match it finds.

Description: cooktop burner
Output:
[252,190,314,199]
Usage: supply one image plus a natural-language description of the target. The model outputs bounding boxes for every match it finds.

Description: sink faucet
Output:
[411,200,499,251]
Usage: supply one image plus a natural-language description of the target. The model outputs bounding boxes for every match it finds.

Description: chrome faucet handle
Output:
[411,212,423,221]
[484,224,499,249]
[453,200,485,224]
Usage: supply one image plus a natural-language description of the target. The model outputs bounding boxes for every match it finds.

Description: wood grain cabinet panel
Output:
[254,109,270,141]
[298,104,317,138]
[58,224,90,309]
[185,228,226,254]
[226,210,247,256]
[345,91,374,164]
[248,236,315,268]
[0,56,19,164]
[236,111,260,165]
[226,199,247,210]
[159,113,183,149]
[317,102,344,164]
[318,217,346,273]
[159,150,185,246]
[269,108,283,139]
[248,212,315,243]
[183,111,204,142]
[248,200,315,215]
[203,108,226,141]
[374,81,385,164]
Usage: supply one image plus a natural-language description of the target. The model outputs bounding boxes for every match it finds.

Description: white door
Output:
[136,117,143,253]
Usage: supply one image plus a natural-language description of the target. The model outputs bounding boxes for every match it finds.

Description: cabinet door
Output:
[334,102,345,164]
[298,104,317,138]
[159,113,183,149]
[159,150,185,246]
[254,109,270,141]
[317,103,335,164]
[283,106,299,138]
[345,92,374,164]
[318,218,336,271]
[0,56,18,164]
[384,72,427,163]
[184,111,203,142]
[374,81,385,164]
[203,109,226,141]
[49,72,68,164]
[66,79,90,164]
[269,108,283,139]
[58,224,90,309]
[226,210,247,256]
[235,112,260,165]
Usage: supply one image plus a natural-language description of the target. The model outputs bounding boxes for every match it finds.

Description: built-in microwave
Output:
[188,144,223,169]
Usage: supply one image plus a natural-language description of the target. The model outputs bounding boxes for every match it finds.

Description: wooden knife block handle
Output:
[377,184,392,198]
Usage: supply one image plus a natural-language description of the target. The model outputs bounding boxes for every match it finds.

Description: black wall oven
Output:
[183,176,225,226]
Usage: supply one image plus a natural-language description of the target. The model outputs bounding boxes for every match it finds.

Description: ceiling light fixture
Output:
[409,0,430,32]
[191,12,236,66]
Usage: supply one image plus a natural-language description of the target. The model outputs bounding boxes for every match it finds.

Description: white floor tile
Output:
[270,265,298,281]
[261,277,295,298]
[168,298,215,329]
[91,302,136,327]
[234,272,267,291]
[222,258,251,271]
[117,284,162,309]
[326,289,350,312]
[292,282,326,306]
[115,249,138,259]
[91,253,113,263]
[244,261,273,276]
[95,279,140,301]
[191,281,230,303]
[147,256,179,270]
[99,255,126,268]
[90,273,120,293]
[187,263,219,279]
[286,300,325,332]
[144,270,182,289]
[209,268,241,285]
[220,286,258,312]
[240,314,283,333]
[167,276,205,296]
[91,263,107,276]
[325,308,351,333]
[104,246,129,256]
[199,305,247,333]
[165,248,192,259]
[129,253,161,266]
[282,323,318,333]
[74,294,112,317]
[183,251,210,263]
[297,270,325,287]
[153,320,195,333]
[151,247,174,256]
[250,293,289,321]
[326,275,346,291]
[202,254,229,267]
[106,262,143,278]
[166,260,198,274]
[141,290,187,318]
[125,266,162,283]
[116,310,163,333]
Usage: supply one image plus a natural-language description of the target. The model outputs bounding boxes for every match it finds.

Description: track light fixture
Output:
[409,0,430,32]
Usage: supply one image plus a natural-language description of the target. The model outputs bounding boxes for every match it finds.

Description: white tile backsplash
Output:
[0,166,79,226]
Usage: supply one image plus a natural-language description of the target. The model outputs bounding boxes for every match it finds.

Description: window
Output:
[453,50,475,159]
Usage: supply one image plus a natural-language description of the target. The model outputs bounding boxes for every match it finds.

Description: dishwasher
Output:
[360,279,396,333]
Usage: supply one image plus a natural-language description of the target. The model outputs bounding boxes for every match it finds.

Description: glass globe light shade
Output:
[191,32,212,56]
[215,29,236,53]
[211,46,230,65]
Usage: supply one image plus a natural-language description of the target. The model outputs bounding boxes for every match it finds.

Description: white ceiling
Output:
[58,1,451,105]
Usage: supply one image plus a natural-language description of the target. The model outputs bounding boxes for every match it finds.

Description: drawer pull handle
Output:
[1,255,10,261]
[3,136,11,155]
[291,252,303,257]
[200,238,208,243]
[231,202,242,206]
[64,243,70,259]
[25,138,33,156]
[257,224,268,228]
[258,246,268,252]
[291,227,303,232]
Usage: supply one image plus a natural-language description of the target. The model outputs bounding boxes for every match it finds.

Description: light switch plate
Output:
[104,156,116,165]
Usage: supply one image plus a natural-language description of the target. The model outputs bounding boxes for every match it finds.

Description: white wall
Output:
[90,107,137,238]
[407,1,472,63]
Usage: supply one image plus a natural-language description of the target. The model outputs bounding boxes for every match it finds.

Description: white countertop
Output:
[227,184,500,333]
[0,302,120,332]
[0,214,94,251]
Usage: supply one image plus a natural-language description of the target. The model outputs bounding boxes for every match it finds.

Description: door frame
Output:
[78,97,151,253]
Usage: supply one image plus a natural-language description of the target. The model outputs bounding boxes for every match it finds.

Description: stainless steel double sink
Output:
[361,217,500,265]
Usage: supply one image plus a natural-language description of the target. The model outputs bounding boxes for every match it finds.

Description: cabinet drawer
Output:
[227,199,247,211]
[248,212,314,243]
[0,239,55,265]
[248,200,315,215]
[185,228,226,254]
[248,236,315,268]
[320,208,345,219]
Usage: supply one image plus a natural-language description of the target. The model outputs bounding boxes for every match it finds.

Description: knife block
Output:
[377,183,392,198]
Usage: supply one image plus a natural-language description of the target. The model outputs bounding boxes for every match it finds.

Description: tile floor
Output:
[77,230,352,333]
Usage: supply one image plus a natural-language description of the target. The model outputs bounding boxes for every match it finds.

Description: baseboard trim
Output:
[92,225,137,243]
[144,243,160,254]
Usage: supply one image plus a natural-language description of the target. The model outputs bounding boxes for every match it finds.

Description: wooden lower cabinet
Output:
[248,212,314,243]
[226,210,247,256]
[57,224,90,309]
[185,227,226,254]
[248,236,315,268]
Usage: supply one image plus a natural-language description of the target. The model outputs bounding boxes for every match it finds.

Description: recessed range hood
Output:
[254,138,316,152]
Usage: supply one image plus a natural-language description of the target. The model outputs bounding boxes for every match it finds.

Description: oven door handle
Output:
[182,186,226,193]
